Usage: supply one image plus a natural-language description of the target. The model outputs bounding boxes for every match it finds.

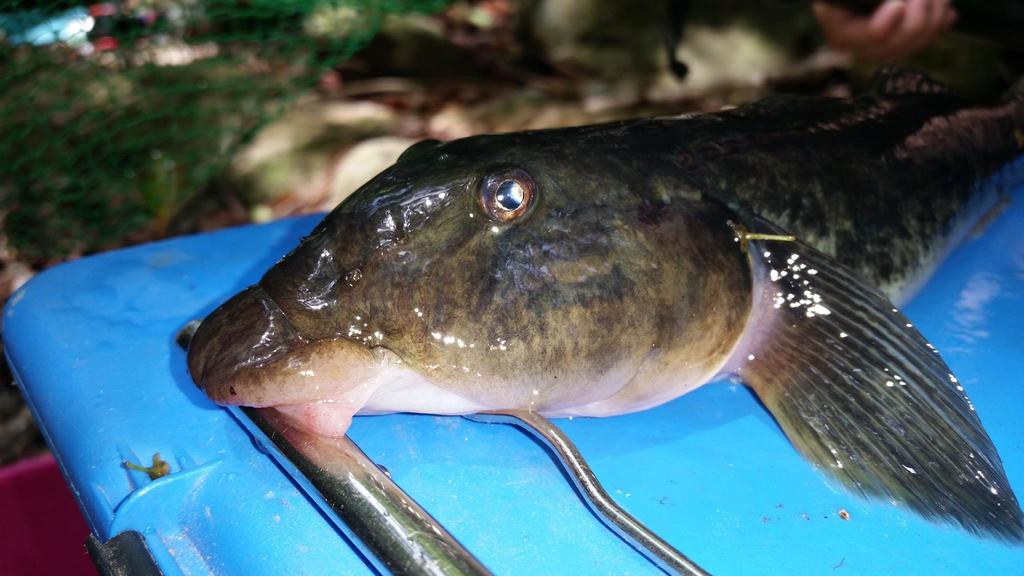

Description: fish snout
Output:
[188,285,380,409]
[187,285,310,405]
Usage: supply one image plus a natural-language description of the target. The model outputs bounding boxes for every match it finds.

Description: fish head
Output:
[187,128,752,427]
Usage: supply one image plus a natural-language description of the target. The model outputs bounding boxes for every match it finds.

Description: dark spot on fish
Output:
[637,199,669,226]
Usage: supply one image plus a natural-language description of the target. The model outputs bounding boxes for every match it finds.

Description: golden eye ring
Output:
[480,168,536,222]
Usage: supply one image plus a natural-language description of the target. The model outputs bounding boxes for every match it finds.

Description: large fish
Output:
[187,68,1024,541]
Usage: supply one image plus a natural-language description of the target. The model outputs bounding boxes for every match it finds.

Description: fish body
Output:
[188,69,1024,540]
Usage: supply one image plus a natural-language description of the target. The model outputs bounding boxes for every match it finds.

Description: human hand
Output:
[813,0,957,62]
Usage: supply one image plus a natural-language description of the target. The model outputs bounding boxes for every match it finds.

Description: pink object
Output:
[0,454,97,576]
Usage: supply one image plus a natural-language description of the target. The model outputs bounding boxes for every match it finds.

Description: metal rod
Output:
[242,407,492,576]
[467,410,709,576]
[177,327,489,575]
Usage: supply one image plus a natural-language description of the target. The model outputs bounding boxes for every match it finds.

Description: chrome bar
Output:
[467,410,709,576]
[243,407,492,576]
[178,326,489,576]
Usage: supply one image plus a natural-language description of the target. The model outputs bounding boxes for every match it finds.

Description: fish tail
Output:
[734,220,1024,542]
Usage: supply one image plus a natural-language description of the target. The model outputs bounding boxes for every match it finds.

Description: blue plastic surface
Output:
[4,192,1024,575]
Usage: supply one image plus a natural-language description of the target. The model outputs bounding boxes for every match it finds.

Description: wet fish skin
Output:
[187,69,1024,540]
[691,73,1023,299]
[192,130,754,413]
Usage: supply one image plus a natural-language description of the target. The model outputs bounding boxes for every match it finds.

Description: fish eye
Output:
[481,168,536,222]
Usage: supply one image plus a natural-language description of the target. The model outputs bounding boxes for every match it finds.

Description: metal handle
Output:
[242,408,492,576]
[178,324,490,576]
[467,410,710,576]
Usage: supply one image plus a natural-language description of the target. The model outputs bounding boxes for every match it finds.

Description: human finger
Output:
[813,2,867,50]
[887,0,934,59]
[866,0,908,44]
[922,0,957,45]
[856,1,917,61]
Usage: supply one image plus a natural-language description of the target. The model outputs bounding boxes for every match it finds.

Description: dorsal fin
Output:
[732,216,1024,542]
[870,66,949,98]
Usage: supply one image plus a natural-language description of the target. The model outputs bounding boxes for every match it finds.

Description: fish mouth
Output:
[187,285,380,407]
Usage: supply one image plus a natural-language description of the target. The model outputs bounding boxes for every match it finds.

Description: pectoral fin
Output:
[735,227,1024,542]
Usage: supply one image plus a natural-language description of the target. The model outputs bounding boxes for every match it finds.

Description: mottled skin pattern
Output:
[189,70,1024,413]
[688,72,1024,298]
[187,70,1024,539]
[191,130,753,412]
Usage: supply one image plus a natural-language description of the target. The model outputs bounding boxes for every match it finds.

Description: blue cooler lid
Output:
[4,192,1024,575]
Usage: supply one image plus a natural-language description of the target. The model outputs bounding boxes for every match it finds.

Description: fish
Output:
[187,68,1024,541]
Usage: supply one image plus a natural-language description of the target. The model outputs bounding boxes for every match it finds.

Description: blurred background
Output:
[0,0,1020,467]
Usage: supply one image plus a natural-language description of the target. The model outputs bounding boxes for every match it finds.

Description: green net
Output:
[0,0,444,261]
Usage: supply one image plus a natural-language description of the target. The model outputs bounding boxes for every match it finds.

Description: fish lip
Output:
[187,285,310,406]
[187,285,382,408]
